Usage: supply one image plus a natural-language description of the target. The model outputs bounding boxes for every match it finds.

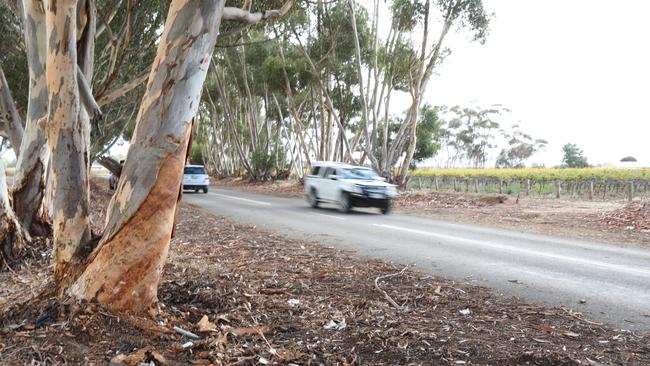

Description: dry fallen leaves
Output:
[197,315,217,332]
[602,200,650,231]
[110,347,168,366]
[0,181,648,365]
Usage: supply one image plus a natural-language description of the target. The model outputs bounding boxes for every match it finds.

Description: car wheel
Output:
[338,192,352,213]
[203,187,208,194]
[308,189,319,208]
[195,189,199,193]
[380,201,392,215]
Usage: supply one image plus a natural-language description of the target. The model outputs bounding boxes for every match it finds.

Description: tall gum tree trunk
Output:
[13,0,51,236]
[44,0,93,282]
[69,0,225,312]
[43,0,97,223]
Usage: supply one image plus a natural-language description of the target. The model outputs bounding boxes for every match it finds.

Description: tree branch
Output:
[97,67,149,107]
[96,0,123,38]
[0,65,24,155]
[222,1,292,25]
[97,156,123,177]
[77,65,102,121]
[374,266,409,310]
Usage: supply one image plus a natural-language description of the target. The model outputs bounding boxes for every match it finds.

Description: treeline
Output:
[190,0,494,184]
[1,0,523,186]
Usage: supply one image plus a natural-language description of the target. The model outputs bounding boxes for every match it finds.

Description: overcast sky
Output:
[410,0,650,166]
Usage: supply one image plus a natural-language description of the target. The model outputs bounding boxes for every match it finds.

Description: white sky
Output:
[410,0,650,166]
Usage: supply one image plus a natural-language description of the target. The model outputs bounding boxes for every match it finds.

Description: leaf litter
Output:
[0,181,648,365]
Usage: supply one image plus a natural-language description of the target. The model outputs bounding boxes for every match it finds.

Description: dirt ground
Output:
[215,178,305,198]
[214,178,650,247]
[394,190,650,248]
[1,182,649,365]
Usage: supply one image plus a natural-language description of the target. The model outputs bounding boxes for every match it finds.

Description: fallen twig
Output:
[374,266,408,310]
[561,307,604,326]
[173,326,201,340]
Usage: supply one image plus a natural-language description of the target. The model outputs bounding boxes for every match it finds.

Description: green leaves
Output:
[0,2,28,112]
[562,143,590,168]
[391,0,426,32]
[495,124,547,168]
[436,0,492,44]
[412,104,442,166]
[438,105,503,168]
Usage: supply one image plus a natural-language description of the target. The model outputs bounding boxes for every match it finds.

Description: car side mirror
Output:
[329,174,338,180]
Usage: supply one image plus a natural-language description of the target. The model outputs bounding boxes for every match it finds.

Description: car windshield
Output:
[341,168,379,180]
[184,166,206,174]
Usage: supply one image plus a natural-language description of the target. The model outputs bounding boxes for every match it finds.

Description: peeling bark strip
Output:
[13,0,51,235]
[45,0,92,279]
[70,0,225,312]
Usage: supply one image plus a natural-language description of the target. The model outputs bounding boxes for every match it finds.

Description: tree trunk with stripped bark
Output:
[68,0,225,312]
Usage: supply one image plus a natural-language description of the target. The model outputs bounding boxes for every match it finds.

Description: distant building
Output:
[616,156,650,168]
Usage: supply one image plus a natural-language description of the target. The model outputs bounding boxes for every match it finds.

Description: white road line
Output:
[314,213,345,220]
[372,224,650,278]
[209,192,271,206]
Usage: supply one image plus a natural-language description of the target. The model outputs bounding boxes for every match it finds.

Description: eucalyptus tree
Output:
[561,143,589,168]
[0,0,291,313]
[198,3,311,181]
[411,104,442,168]
[0,2,27,153]
[382,0,490,183]
[201,29,290,181]
[495,125,547,168]
[0,0,166,236]
[288,0,490,183]
[438,105,502,168]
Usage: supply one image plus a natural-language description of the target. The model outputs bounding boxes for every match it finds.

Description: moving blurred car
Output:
[183,165,209,193]
[304,162,397,214]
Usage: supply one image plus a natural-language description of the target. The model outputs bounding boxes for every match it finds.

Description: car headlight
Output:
[386,186,397,196]
[349,184,363,194]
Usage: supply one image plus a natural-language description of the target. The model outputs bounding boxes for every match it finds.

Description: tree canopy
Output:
[561,143,589,168]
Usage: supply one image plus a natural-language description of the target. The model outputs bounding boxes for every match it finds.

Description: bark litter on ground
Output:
[0,183,648,365]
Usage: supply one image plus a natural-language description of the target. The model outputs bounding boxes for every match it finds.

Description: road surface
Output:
[183,188,650,330]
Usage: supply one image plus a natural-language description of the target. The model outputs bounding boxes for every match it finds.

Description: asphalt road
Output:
[183,187,650,331]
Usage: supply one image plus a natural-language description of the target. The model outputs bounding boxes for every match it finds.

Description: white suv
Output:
[183,165,209,193]
[304,162,397,214]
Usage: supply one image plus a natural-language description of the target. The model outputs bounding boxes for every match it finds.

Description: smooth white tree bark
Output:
[13,0,51,236]
[44,0,93,282]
